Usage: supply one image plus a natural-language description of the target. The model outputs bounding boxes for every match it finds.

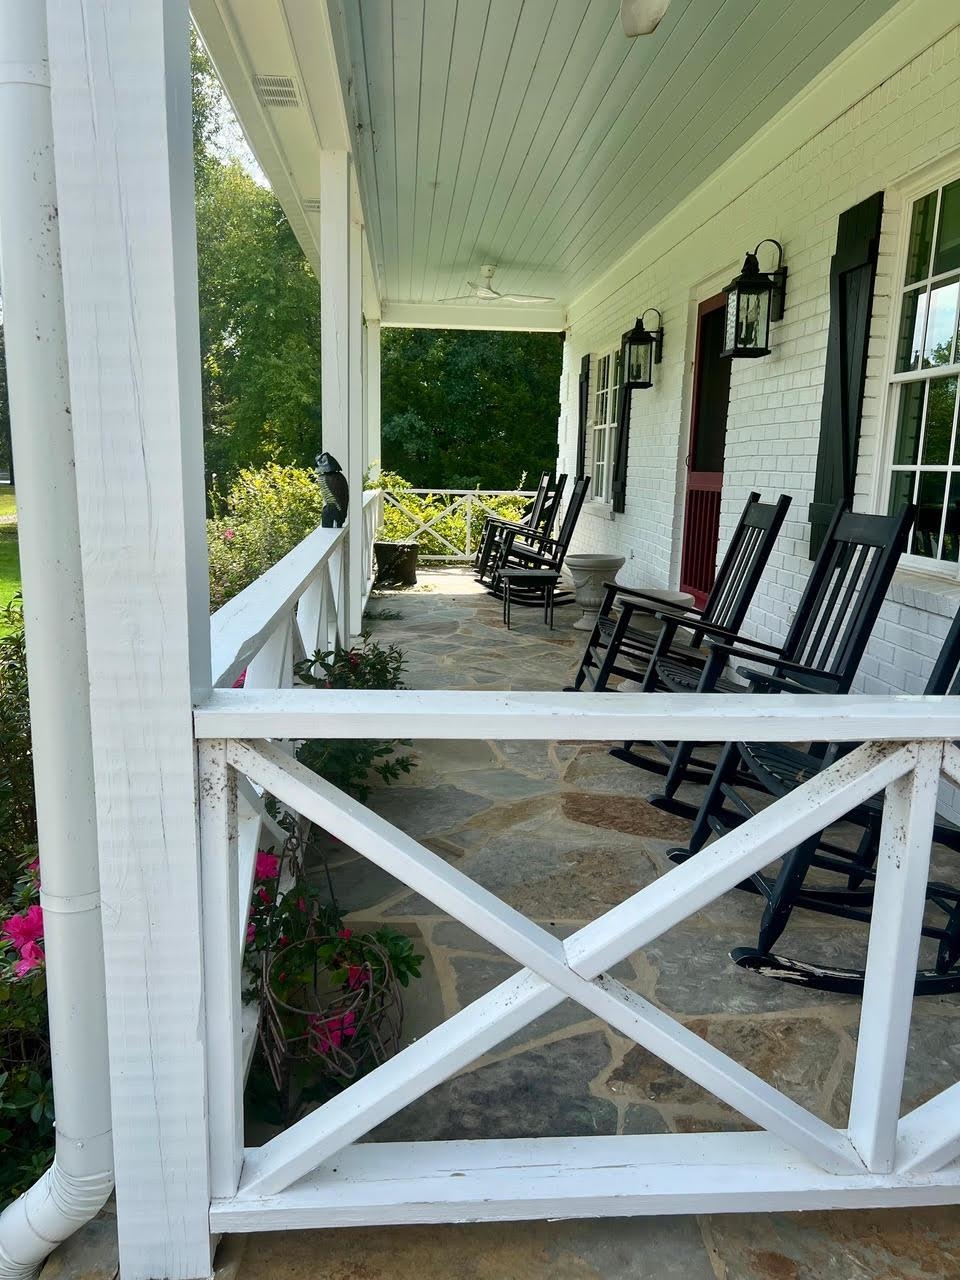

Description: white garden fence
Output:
[192,683,960,1230]
[380,487,534,561]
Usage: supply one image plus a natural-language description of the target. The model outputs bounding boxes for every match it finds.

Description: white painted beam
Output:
[364,319,381,475]
[211,1133,960,1232]
[193,689,960,744]
[48,2,213,1275]
[381,301,566,332]
[348,217,364,637]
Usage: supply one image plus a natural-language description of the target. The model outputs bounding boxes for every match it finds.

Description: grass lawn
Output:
[0,486,16,520]
[0,526,21,635]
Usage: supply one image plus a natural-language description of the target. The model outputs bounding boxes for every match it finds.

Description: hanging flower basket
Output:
[259,931,402,1110]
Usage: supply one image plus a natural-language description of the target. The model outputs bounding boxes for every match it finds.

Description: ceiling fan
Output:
[438,265,555,305]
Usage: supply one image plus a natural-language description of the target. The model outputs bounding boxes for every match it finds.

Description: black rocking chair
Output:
[676,601,960,995]
[567,491,791,692]
[474,473,566,585]
[613,503,916,811]
[489,475,591,605]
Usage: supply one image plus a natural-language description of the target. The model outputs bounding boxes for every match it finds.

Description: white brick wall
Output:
[558,22,960,700]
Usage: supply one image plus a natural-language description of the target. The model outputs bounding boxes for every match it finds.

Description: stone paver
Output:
[237,570,960,1280]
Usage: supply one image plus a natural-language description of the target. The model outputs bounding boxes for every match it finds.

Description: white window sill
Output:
[890,566,960,619]
[585,500,615,520]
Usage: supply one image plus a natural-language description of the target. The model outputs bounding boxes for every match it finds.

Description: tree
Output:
[380,328,563,489]
[192,35,321,490]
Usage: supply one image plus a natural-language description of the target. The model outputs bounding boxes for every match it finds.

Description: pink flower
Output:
[308,1010,357,1053]
[232,668,247,689]
[257,887,270,904]
[255,851,280,881]
[297,898,307,912]
[3,904,44,951]
[346,964,368,990]
[223,528,236,541]
[246,922,256,945]
[26,858,40,874]
[13,940,44,978]
[337,928,352,940]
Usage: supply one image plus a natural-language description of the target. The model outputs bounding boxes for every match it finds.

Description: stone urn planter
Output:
[564,553,626,630]
[374,540,418,587]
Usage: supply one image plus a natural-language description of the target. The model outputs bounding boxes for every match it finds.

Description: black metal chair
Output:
[474,473,566,585]
[489,475,591,605]
[613,503,916,809]
[567,491,791,692]
[675,601,960,995]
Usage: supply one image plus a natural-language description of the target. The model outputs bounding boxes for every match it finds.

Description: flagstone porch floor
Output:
[240,570,960,1280]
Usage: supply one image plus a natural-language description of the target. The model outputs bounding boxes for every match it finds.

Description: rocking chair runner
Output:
[675,600,960,995]
[474,472,566,584]
[489,474,591,604]
[567,491,791,692]
[613,502,916,807]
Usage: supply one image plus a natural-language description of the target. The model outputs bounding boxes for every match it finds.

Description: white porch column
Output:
[365,318,382,478]
[47,3,213,1278]
[348,218,364,636]
[319,149,353,632]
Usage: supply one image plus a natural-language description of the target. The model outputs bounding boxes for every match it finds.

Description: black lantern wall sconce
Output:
[721,240,787,359]
[622,309,664,389]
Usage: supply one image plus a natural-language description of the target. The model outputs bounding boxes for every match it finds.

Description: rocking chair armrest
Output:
[737,668,844,695]
[608,585,705,616]
[652,612,783,653]
[505,547,555,568]
[700,641,844,690]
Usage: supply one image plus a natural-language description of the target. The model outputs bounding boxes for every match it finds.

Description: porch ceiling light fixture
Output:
[620,0,671,36]
[622,309,664,389]
[722,239,788,359]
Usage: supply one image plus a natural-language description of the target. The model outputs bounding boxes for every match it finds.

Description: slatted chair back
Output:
[775,503,915,693]
[538,473,567,537]
[551,474,591,560]
[698,491,792,636]
[520,471,552,531]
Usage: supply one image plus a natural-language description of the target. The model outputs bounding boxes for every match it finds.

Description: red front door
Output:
[680,294,732,607]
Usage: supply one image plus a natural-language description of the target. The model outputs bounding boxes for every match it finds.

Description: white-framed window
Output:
[886,174,960,565]
[591,348,622,503]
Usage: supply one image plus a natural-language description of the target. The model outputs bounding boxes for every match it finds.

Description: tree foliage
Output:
[380,328,563,490]
[192,36,321,489]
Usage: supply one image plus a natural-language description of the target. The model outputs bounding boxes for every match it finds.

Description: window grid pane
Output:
[889,179,960,566]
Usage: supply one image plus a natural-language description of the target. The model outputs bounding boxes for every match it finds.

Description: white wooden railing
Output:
[381,487,533,561]
[193,688,960,1230]
[205,491,383,1078]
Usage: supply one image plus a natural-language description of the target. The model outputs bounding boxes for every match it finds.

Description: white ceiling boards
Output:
[193,0,904,322]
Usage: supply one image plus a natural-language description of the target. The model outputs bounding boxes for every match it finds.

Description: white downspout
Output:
[0,2,113,1276]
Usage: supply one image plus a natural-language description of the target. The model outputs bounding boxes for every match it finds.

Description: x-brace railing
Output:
[199,732,953,1210]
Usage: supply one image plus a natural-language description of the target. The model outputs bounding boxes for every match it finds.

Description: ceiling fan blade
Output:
[500,293,557,304]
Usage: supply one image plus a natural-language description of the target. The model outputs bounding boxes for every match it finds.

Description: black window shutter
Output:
[576,354,590,478]
[611,355,631,514]
[808,191,884,556]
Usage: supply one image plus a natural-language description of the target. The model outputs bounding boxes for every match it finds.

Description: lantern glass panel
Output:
[627,338,652,387]
[735,287,770,355]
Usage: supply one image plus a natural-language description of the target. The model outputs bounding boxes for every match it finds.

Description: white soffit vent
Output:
[253,74,301,109]
[302,199,323,212]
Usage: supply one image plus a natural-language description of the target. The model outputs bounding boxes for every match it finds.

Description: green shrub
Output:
[371,469,529,557]
[295,637,414,802]
[208,463,325,610]
[0,600,34,900]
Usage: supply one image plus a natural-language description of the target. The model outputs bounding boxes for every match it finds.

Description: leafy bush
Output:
[295,637,414,801]
[0,856,52,1208]
[208,463,325,610]
[371,468,529,556]
[0,600,35,898]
